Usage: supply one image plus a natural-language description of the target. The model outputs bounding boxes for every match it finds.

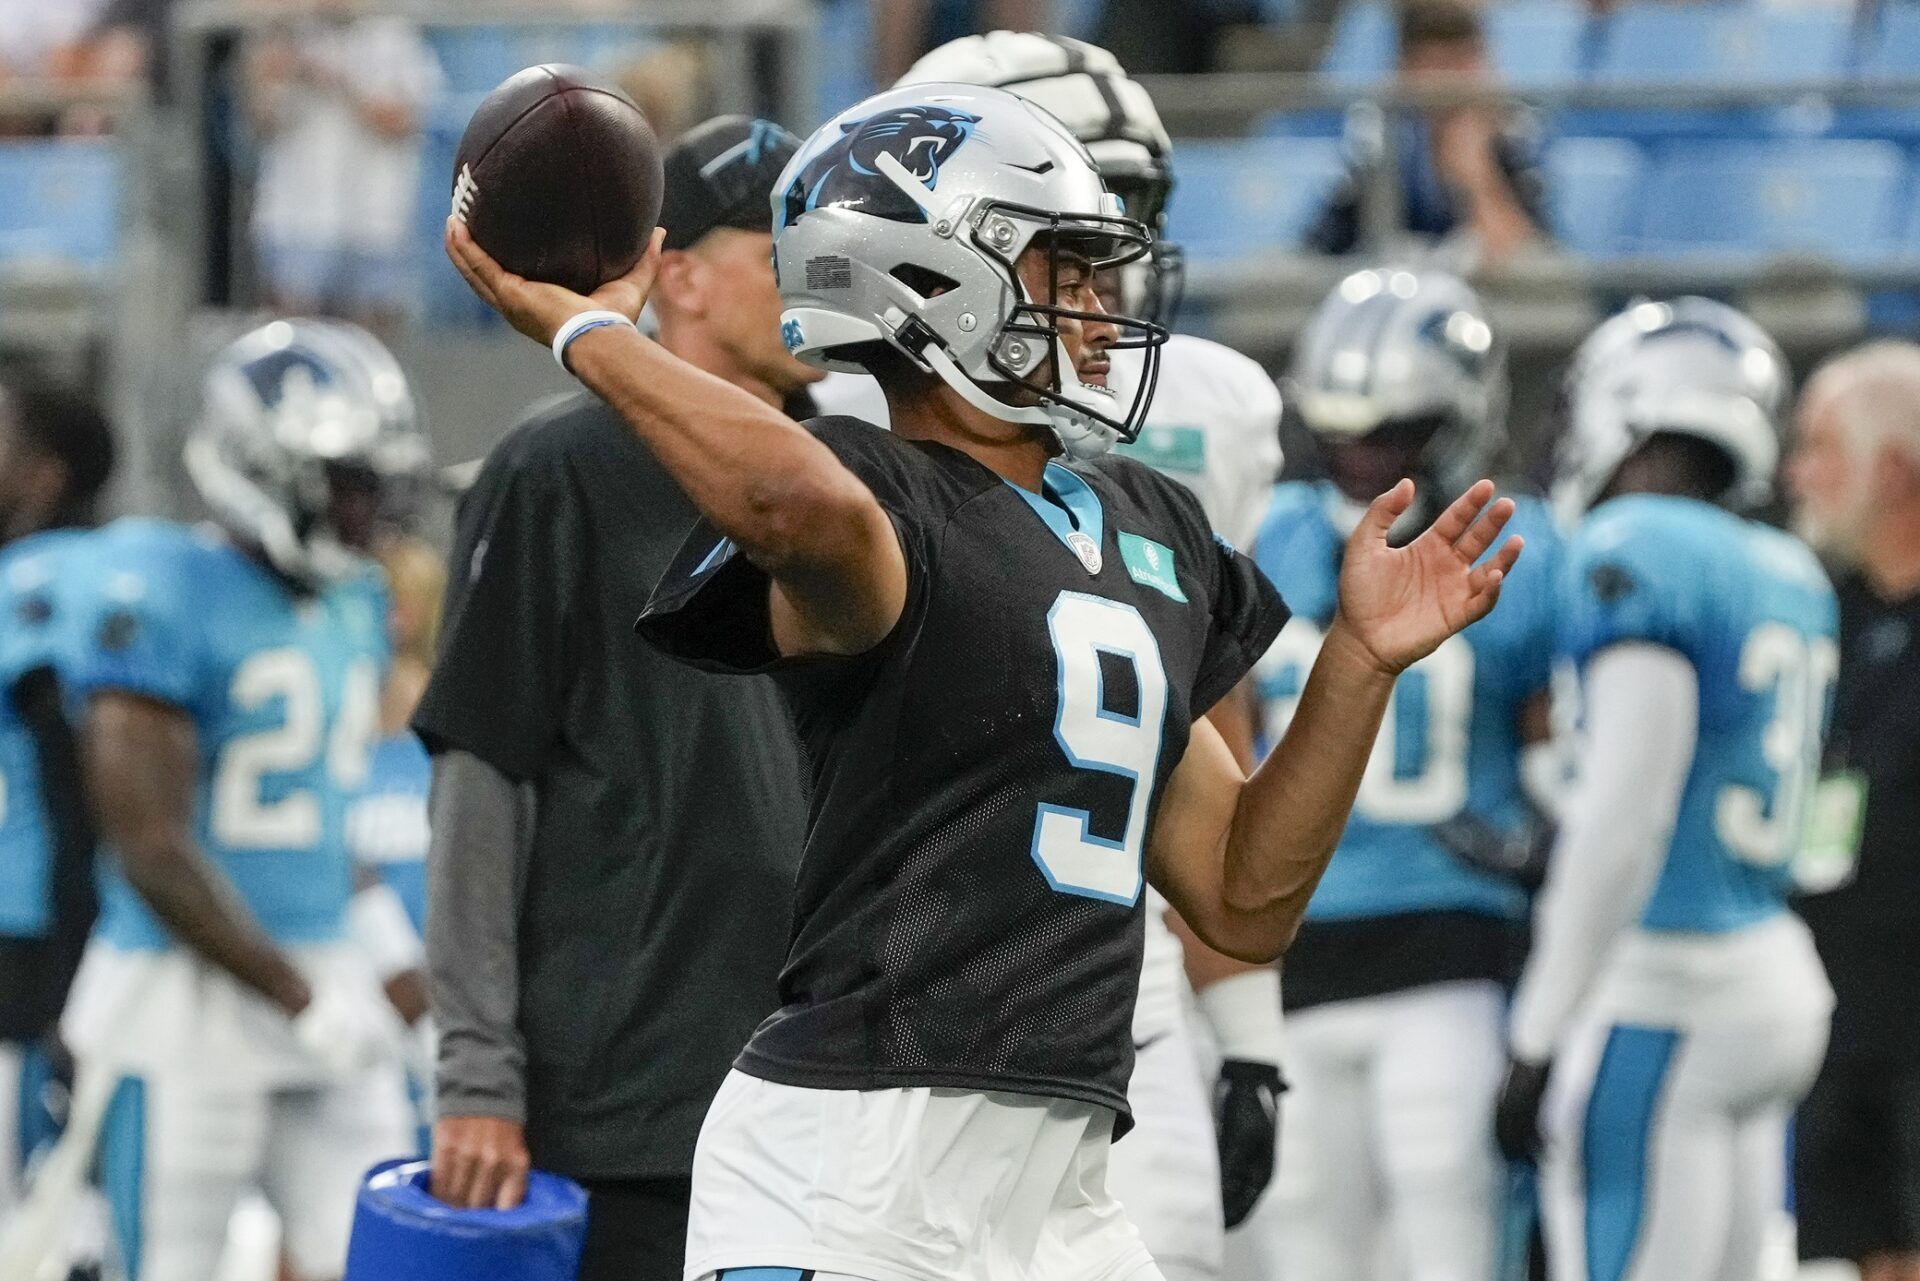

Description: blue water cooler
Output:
[344,1158,588,1281]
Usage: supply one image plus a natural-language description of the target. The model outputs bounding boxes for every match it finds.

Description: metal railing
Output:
[1132,71,1920,357]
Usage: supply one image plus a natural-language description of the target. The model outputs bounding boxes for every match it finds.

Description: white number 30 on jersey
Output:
[1031,593,1168,906]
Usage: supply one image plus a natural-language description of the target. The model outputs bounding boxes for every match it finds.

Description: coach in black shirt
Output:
[1786,341,1920,1281]
[412,116,816,1280]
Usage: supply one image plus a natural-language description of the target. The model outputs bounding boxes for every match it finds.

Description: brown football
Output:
[450,64,663,295]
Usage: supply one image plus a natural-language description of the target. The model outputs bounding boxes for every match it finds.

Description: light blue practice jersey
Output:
[64,520,388,950]
[1252,481,1560,922]
[0,530,92,938]
[1556,495,1838,934]
[347,730,431,933]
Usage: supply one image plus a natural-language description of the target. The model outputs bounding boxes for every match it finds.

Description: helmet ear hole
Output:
[890,265,960,300]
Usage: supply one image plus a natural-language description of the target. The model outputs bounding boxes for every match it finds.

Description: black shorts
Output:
[577,1175,693,1281]
[1796,1054,1920,1261]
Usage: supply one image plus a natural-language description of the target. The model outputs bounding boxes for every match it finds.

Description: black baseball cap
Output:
[658,115,802,251]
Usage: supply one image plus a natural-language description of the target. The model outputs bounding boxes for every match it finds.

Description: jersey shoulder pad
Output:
[812,415,984,518]
[1164,334,1284,425]
[1083,449,1212,542]
[1253,480,1337,553]
[1249,481,1343,620]
[1556,494,1729,665]
[1743,520,1833,602]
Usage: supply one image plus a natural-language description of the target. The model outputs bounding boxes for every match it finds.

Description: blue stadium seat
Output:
[1636,140,1905,262]
[425,26,524,94]
[1167,137,1347,261]
[1488,4,1595,87]
[1320,2,1394,86]
[1860,4,1920,78]
[816,0,876,127]
[1595,5,1854,82]
[0,140,120,269]
[1543,137,1644,258]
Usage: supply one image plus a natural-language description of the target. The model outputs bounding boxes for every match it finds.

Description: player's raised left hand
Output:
[1333,479,1522,675]
[445,217,665,347]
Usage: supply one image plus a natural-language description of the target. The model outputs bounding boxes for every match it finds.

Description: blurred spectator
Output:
[611,42,711,148]
[870,0,1055,86]
[1307,0,1543,265]
[244,0,443,334]
[1786,342,1920,1281]
[0,0,111,80]
[82,0,178,103]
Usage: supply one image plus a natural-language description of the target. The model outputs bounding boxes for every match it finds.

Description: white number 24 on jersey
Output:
[1032,593,1168,905]
[212,648,379,849]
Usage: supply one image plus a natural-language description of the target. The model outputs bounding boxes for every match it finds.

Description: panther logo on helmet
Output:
[781,105,979,227]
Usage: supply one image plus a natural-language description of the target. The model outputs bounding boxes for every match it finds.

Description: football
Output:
[449,63,664,295]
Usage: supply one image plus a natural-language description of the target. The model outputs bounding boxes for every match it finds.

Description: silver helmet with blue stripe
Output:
[1291,267,1505,528]
[187,318,429,586]
[1554,296,1788,523]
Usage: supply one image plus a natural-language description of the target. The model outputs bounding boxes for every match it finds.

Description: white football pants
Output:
[1225,979,1506,1281]
[1540,999,1828,1281]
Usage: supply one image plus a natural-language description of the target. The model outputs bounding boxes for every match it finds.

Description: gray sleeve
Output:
[427,748,536,1121]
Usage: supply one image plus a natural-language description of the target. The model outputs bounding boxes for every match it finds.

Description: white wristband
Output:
[1198,968,1287,1065]
[551,309,638,373]
[347,881,425,982]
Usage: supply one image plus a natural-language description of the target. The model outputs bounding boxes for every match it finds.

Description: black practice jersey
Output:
[1797,573,1920,1063]
[639,418,1289,1120]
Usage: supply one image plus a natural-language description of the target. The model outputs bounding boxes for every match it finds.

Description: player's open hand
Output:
[1333,479,1522,675]
[445,218,664,347]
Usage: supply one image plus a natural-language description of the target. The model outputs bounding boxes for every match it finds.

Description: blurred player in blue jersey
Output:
[0,379,115,1214]
[1499,298,1836,1281]
[1229,268,1560,1281]
[58,318,432,1281]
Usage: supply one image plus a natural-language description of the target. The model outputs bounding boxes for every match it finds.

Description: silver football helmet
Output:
[897,31,1181,323]
[772,82,1167,462]
[1292,267,1505,528]
[187,318,429,586]
[1555,297,1789,522]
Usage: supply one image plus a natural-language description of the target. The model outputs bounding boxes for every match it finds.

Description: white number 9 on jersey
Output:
[1032,593,1168,905]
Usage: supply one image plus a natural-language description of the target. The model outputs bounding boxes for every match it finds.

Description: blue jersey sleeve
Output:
[1555,499,1712,670]
[65,535,208,710]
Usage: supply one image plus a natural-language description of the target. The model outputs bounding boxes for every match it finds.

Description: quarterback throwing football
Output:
[447,82,1520,1281]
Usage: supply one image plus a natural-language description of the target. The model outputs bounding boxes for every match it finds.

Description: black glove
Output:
[1432,808,1556,892]
[1494,1056,1553,1163]
[1215,1059,1286,1228]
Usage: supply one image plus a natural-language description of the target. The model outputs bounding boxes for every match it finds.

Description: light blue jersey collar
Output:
[1004,462,1105,556]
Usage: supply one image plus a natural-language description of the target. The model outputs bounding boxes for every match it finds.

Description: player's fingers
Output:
[431,1146,476,1207]
[1452,496,1517,563]
[494,1159,531,1211]
[1425,479,1497,546]
[444,218,505,310]
[1355,479,1414,544]
[1465,537,1524,606]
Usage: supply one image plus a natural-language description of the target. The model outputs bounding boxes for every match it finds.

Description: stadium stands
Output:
[1167,136,1349,262]
[0,140,120,272]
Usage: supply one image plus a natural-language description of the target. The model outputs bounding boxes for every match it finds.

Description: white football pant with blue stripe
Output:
[1539,918,1830,1281]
